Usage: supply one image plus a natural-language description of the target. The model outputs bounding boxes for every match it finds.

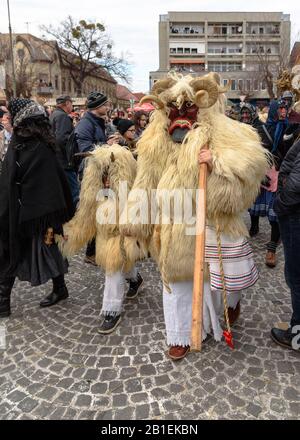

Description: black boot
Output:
[0,277,15,318]
[126,272,144,299]
[40,275,68,308]
[249,215,259,237]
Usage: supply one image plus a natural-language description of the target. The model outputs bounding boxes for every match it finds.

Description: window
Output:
[38,74,48,86]
[68,79,72,93]
[191,48,197,54]
[184,48,191,54]
[238,79,244,91]
[261,80,267,90]
[17,49,25,60]
[177,47,183,54]
[246,79,251,91]
[253,79,259,91]
[62,78,66,92]
[55,75,59,90]
[231,80,237,91]
[170,48,176,54]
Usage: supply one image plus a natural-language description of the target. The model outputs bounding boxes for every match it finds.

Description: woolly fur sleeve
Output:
[206,116,269,217]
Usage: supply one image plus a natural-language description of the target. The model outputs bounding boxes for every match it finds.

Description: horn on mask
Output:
[190,78,219,108]
[151,77,176,95]
[139,94,164,109]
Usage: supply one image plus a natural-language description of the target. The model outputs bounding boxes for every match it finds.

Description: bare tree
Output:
[0,37,36,99]
[41,16,131,96]
[244,17,295,99]
[252,43,289,99]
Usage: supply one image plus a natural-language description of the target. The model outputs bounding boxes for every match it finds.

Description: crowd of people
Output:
[0,76,299,361]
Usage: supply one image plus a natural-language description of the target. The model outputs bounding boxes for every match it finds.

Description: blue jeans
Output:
[65,170,80,207]
[278,214,300,327]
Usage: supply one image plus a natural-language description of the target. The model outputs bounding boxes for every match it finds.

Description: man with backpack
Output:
[50,95,80,206]
[75,91,119,265]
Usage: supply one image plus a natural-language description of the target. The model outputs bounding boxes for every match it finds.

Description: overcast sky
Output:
[1,0,300,92]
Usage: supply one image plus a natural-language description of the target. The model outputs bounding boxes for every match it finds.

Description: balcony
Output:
[207,33,244,40]
[207,51,243,56]
[169,26,205,36]
[170,52,205,58]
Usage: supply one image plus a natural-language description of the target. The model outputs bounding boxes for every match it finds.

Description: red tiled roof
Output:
[116,84,138,101]
[132,92,146,101]
[291,42,300,66]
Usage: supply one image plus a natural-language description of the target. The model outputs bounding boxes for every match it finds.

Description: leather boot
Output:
[265,251,276,268]
[40,285,69,308]
[0,277,15,318]
[227,301,241,326]
[167,345,190,361]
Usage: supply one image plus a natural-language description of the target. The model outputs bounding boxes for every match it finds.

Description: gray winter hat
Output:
[8,98,47,127]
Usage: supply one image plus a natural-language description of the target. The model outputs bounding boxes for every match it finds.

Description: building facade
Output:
[150,11,291,102]
[0,33,117,104]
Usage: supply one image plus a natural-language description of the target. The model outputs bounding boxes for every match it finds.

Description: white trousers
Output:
[163,281,241,347]
[101,266,138,316]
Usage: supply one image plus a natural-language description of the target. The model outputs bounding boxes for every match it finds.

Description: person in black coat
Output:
[272,138,300,351]
[74,92,119,265]
[50,95,79,206]
[0,99,74,318]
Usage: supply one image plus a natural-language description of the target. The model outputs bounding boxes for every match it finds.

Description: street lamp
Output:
[7,0,17,97]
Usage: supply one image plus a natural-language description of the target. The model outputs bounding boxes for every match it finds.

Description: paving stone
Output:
[135,404,150,419]
[90,383,108,395]
[112,394,128,407]
[36,386,58,401]
[124,378,142,393]
[283,387,300,402]
[74,394,92,408]
[6,390,27,403]
[17,397,39,413]
[0,219,297,420]
[140,364,156,376]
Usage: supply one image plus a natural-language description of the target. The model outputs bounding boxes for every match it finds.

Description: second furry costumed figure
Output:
[60,144,148,334]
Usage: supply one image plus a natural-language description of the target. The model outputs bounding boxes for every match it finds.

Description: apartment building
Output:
[150,11,291,102]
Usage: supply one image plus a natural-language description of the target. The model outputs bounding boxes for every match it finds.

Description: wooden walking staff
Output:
[191,143,209,352]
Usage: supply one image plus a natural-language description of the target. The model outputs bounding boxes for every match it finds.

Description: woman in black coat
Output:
[0,99,74,318]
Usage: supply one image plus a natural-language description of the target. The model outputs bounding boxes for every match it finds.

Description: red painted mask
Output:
[168,101,199,142]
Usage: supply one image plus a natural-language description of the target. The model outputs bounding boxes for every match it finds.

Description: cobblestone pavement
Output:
[0,217,299,420]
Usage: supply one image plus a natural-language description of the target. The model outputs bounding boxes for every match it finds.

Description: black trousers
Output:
[0,274,65,301]
[86,238,96,257]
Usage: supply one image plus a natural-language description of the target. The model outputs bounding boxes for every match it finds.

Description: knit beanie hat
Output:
[117,119,135,135]
[8,98,46,127]
[86,91,108,109]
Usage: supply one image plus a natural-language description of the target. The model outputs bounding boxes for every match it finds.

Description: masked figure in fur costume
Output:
[121,72,268,360]
[61,144,147,334]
